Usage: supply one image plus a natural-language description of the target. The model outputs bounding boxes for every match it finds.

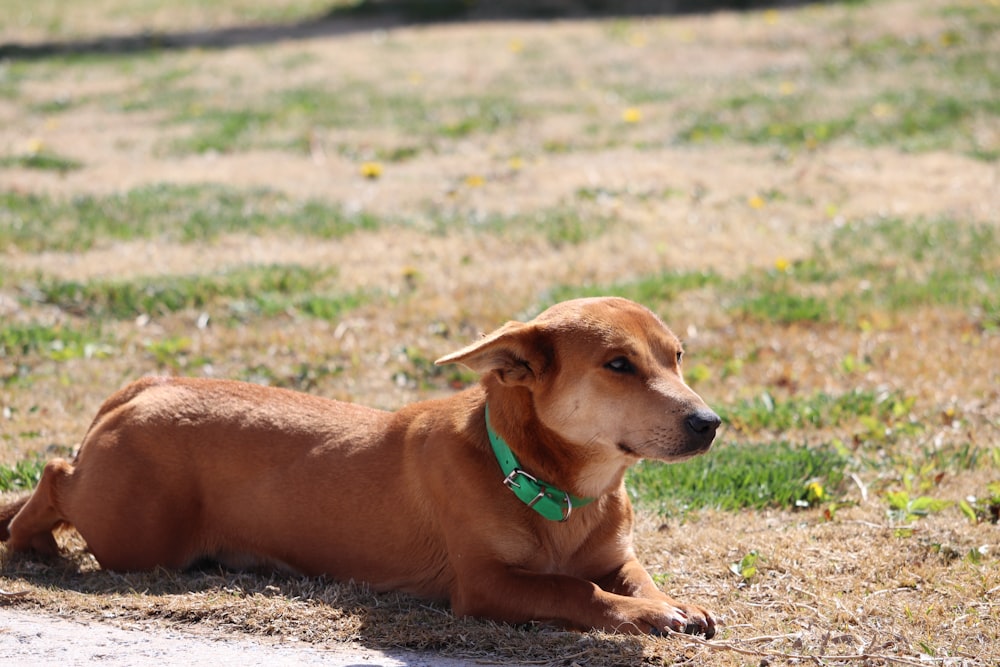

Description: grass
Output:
[0,151,83,173]
[627,441,848,515]
[544,270,723,310]
[0,322,108,361]
[29,264,365,322]
[0,458,45,492]
[674,5,999,160]
[0,185,383,252]
[162,85,524,155]
[718,389,914,436]
[238,360,345,391]
[0,187,618,253]
[548,216,1000,327]
[477,208,614,247]
[677,87,998,159]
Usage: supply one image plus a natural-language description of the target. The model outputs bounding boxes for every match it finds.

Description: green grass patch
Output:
[854,89,999,157]
[176,107,275,154]
[0,457,46,493]
[0,322,109,361]
[674,10,999,161]
[0,151,83,173]
[524,209,610,247]
[627,441,848,515]
[541,269,722,310]
[0,185,382,252]
[31,264,367,322]
[736,291,828,324]
[430,206,617,247]
[719,390,914,436]
[675,87,996,159]
[434,95,521,139]
[29,96,80,114]
[794,217,1000,323]
[238,360,345,392]
[164,85,524,155]
[546,217,999,327]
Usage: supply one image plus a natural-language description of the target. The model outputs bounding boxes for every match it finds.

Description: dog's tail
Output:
[0,496,30,542]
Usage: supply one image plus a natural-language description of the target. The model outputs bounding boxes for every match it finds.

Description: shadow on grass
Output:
[0,543,651,664]
[3,0,843,60]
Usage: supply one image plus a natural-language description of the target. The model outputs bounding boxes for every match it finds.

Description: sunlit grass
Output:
[0,185,382,252]
[718,389,913,436]
[160,85,524,155]
[673,8,998,159]
[0,457,46,492]
[28,264,368,322]
[548,217,1000,327]
[0,151,83,173]
[627,441,848,515]
[0,322,109,361]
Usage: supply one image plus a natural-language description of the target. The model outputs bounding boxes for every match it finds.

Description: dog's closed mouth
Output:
[617,442,641,457]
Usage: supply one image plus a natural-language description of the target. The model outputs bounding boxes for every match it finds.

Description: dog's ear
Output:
[435,321,551,386]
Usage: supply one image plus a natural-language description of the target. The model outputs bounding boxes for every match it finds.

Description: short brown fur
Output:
[1,297,720,637]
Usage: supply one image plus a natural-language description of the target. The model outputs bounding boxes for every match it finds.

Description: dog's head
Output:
[437,297,720,492]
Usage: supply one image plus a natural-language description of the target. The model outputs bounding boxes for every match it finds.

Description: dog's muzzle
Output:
[685,408,721,449]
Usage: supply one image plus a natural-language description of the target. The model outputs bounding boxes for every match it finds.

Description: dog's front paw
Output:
[659,600,717,639]
[630,599,716,639]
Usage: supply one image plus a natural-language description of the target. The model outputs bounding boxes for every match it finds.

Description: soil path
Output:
[1,608,492,666]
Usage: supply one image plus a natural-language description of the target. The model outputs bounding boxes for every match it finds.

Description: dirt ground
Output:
[0,606,502,666]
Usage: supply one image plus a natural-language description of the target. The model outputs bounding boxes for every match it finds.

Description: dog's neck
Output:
[482,383,629,501]
[485,404,593,521]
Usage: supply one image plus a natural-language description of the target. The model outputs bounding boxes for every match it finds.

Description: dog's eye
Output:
[604,357,635,374]
[676,351,683,365]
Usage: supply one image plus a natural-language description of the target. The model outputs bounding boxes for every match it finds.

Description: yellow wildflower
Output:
[622,107,642,124]
[464,174,485,188]
[806,482,825,503]
[748,195,766,210]
[360,162,383,179]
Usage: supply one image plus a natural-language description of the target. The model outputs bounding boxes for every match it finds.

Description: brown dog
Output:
[0,297,720,637]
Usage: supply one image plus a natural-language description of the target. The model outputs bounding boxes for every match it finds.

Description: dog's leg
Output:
[451,564,712,636]
[597,557,717,638]
[5,459,74,555]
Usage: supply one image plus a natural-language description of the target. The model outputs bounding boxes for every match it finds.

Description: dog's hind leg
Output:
[4,458,74,555]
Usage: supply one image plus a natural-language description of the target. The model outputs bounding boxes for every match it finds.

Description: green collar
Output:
[485,405,594,522]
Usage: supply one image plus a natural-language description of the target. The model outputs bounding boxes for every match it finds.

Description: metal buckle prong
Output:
[561,493,573,522]
[503,468,536,490]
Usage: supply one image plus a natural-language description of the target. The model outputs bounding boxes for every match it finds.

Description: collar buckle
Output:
[502,468,537,490]
[487,405,592,522]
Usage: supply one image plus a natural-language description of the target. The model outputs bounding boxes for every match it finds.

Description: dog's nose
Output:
[685,409,721,436]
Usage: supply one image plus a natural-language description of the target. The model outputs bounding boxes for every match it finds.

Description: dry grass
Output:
[2,0,1000,664]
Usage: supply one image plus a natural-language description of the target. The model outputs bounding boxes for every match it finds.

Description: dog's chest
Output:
[526,516,608,576]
